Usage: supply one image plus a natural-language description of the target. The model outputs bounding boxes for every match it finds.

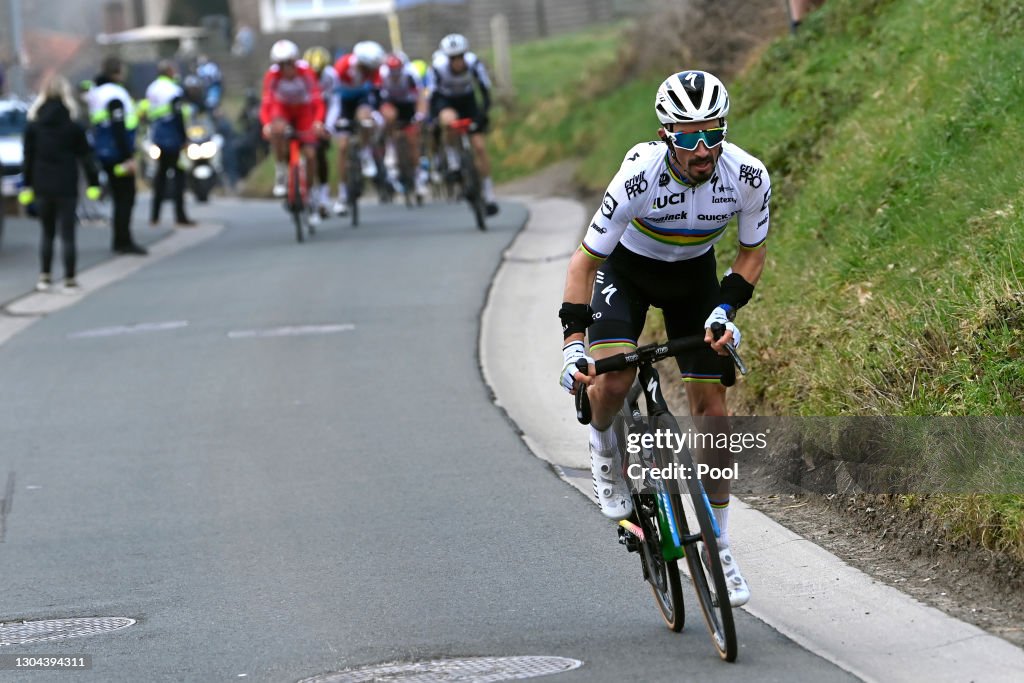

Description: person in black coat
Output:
[19,74,101,293]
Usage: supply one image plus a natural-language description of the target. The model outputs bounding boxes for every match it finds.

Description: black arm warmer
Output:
[719,272,755,310]
[559,302,593,339]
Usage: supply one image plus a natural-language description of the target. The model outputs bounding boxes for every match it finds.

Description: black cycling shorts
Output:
[334,94,372,134]
[587,245,736,386]
[430,92,486,132]
[384,100,417,127]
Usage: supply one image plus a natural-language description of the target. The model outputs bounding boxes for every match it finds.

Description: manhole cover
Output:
[300,656,583,683]
[0,618,135,646]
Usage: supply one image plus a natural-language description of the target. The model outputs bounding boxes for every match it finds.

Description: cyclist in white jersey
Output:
[558,70,771,608]
[426,34,498,215]
[379,52,429,198]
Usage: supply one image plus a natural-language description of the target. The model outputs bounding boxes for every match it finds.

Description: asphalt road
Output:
[0,196,857,682]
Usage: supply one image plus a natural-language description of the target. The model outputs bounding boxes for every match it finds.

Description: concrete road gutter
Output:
[480,194,1024,683]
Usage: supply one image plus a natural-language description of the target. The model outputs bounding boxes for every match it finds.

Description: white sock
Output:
[337,183,347,201]
[483,176,495,202]
[589,424,618,453]
[319,184,330,204]
[711,498,731,548]
[275,162,287,177]
[446,146,460,168]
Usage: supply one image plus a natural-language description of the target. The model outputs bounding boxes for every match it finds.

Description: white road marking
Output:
[227,324,356,339]
[69,320,190,339]
[0,222,223,347]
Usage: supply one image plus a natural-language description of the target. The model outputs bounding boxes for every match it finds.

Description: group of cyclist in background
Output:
[259,33,499,226]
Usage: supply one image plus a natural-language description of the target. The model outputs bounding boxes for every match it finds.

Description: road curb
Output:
[480,194,1024,682]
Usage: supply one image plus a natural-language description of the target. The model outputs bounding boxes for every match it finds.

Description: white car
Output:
[0,98,28,199]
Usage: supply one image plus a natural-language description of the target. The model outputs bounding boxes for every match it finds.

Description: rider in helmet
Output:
[426,33,499,215]
[325,40,386,215]
[259,40,325,198]
[303,46,339,219]
[379,51,429,199]
[558,70,772,609]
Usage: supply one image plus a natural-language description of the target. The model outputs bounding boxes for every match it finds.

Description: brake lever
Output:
[574,358,592,425]
[710,322,748,375]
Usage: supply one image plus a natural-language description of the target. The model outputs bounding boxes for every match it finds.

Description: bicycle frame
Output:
[619,363,721,563]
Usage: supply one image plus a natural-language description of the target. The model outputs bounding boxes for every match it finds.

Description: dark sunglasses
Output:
[668,126,727,151]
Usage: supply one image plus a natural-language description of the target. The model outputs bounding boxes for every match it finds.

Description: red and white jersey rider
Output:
[260,40,324,144]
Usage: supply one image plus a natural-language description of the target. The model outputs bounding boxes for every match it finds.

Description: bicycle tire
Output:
[395,134,415,208]
[459,144,486,231]
[655,414,737,661]
[618,400,684,632]
[346,143,362,228]
[289,163,304,243]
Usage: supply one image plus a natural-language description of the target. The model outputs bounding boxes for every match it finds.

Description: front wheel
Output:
[289,163,305,243]
[346,144,362,228]
[657,417,737,661]
[459,145,486,231]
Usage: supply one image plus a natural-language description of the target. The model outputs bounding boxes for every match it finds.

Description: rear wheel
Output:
[637,495,685,631]
[618,401,684,632]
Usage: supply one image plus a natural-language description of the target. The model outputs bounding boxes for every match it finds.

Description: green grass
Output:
[489,21,639,184]
[730,0,1024,559]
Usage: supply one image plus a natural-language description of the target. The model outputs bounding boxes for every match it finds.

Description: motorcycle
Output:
[183,116,223,203]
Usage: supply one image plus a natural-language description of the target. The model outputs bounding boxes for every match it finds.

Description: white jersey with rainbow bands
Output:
[580,140,771,263]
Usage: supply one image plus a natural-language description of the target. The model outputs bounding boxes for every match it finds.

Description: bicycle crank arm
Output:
[619,519,645,542]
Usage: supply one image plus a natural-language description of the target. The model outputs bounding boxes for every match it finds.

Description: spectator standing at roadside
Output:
[18,74,101,293]
[140,60,195,227]
[88,55,147,255]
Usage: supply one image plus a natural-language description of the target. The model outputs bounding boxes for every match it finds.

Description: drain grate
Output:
[0,618,136,646]
[299,656,583,683]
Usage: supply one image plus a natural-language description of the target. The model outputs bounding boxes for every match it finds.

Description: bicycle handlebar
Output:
[573,323,748,425]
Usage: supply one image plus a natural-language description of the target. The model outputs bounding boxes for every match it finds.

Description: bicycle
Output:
[574,324,748,662]
[446,117,488,231]
[344,132,366,228]
[391,123,422,208]
[284,128,313,243]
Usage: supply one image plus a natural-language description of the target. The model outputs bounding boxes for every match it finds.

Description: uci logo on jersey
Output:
[653,193,685,209]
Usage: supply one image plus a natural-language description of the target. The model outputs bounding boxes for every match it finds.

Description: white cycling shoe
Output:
[704,544,751,607]
[272,170,287,198]
[590,444,633,521]
[332,199,349,216]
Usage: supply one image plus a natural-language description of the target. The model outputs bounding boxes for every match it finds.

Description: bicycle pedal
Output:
[617,526,640,552]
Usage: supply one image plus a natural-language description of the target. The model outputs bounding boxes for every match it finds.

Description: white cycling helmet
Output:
[353,41,386,69]
[270,39,300,64]
[655,70,730,124]
[439,33,469,57]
